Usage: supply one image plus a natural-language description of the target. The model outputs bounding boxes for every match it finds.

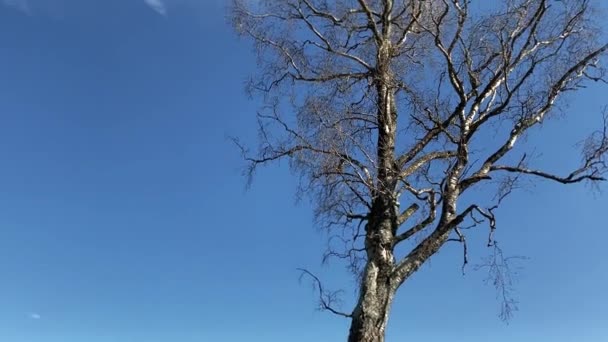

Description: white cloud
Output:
[1,0,219,18]
[2,0,30,13]
[29,313,41,320]
[144,0,167,16]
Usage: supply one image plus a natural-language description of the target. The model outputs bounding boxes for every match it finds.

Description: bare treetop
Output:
[231,1,607,341]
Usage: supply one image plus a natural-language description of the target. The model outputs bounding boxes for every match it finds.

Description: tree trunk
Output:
[347,214,396,342]
[347,38,399,342]
[347,262,395,342]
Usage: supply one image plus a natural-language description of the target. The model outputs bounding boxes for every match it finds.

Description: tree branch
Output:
[394,191,437,245]
[490,165,606,183]
[298,268,353,318]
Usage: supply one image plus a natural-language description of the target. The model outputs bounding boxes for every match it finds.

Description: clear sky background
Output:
[0,1,606,341]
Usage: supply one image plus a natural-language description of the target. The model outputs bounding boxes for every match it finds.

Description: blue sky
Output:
[0,1,606,341]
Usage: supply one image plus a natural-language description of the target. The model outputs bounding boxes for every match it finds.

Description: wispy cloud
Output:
[29,313,41,320]
[144,0,167,16]
[2,0,215,18]
[2,0,30,13]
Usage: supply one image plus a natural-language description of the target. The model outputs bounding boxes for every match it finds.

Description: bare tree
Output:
[230,0,608,341]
